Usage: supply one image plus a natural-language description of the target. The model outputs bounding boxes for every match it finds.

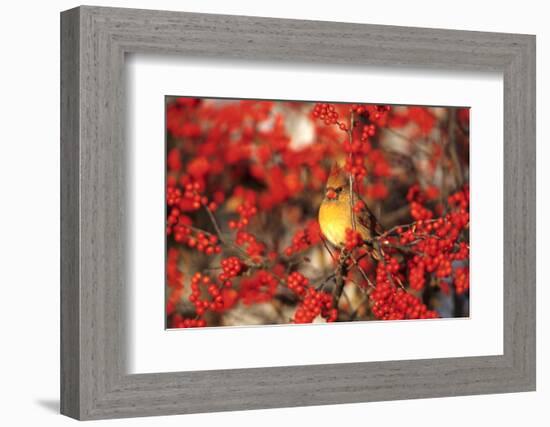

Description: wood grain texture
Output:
[60,5,536,420]
[60,7,80,419]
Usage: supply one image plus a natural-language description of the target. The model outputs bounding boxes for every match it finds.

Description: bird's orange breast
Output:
[318,200,370,247]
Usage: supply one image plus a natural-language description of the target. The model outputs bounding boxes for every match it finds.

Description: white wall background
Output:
[0,0,546,425]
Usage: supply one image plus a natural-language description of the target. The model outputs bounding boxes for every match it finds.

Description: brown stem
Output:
[448,110,464,187]
[349,254,375,288]
[332,250,351,310]
[376,218,440,240]
[347,111,357,231]
[202,203,227,244]
[333,265,346,310]
[201,202,253,260]
[374,240,405,291]
[315,273,337,291]
[320,233,338,263]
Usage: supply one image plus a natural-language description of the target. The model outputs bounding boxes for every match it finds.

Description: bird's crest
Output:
[326,162,348,189]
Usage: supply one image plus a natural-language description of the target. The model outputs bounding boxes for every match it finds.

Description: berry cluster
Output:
[236,231,265,262]
[164,181,206,211]
[392,186,470,294]
[361,124,376,139]
[189,273,225,316]
[285,272,338,324]
[166,248,184,316]
[219,256,246,287]
[166,247,183,290]
[448,186,469,209]
[166,179,223,257]
[345,228,364,251]
[293,288,337,323]
[313,103,346,129]
[286,271,309,296]
[409,200,434,221]
[166,185,182,206]
[370,263,438,320]
[239,270,279,305]
[350,104,368,115]
[384,256,401,275]
[407,185,435,221]
[170,316,207,328]
[326,104,393,191]
[168,213,222,255]
[351,104,391,122]
[454,267,470,295]
[407,258,426,291]
[344,153,369,181]
[284,220,322,256]
[341,130,372,182]
[189,232,220,255]
[166,97,202,138]
[371,105,391,120]
[229,202,258,230]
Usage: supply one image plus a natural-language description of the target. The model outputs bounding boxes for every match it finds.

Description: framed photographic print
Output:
[61,6,536,420]
[163,96,470,328]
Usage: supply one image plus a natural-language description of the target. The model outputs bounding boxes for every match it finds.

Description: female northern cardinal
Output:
[318,165,383,250]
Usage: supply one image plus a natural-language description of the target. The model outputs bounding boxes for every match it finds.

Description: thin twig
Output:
[201,202,252,260]
[320,234,338,263]
[332,251,350,310]
[202,203,225,242]
[315,274,337,291]
[373,240,406,291]
[333,266,346,310]
[447,111,464,186]
[377,218,440,240]
[349,254,375,289]
[348,111,357,231]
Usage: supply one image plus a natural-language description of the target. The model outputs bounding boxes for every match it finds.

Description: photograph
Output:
[165,97,470,328]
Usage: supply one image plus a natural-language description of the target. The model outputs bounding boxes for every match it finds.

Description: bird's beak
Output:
[326,188,337,200]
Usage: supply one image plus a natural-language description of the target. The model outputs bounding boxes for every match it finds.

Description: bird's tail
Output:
[363,239,383,261]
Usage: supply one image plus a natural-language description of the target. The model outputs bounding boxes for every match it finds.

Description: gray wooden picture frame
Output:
[60,5,536,420]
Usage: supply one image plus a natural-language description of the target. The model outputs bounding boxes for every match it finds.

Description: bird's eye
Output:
[335,187,343,193]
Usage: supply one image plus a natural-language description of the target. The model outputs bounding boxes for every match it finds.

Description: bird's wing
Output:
[356,194,384,238]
